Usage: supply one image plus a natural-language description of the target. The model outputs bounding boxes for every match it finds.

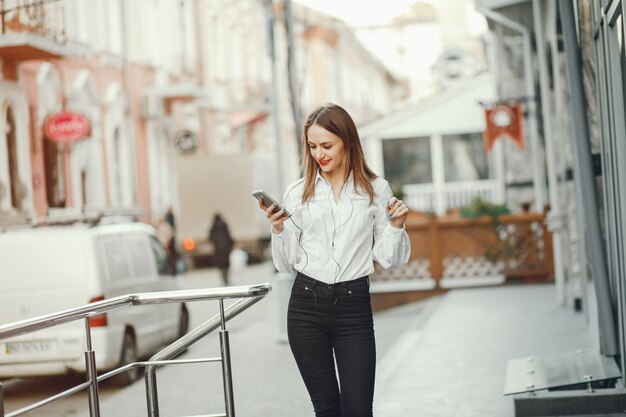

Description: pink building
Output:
[0,1,197,225]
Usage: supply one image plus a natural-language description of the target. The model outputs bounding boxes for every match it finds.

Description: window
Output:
[43,138,66,208]
[126,237,153,278]
[103,239,132,281]
[382,136,432,185]
[442,132,489,182]
[150,236,169,276]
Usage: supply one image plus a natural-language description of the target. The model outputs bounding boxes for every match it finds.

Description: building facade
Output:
[171,0,404,246]
[477,0,626,400]
[0,0,402,255]
[354,0,488,104]
[0,0,201,225]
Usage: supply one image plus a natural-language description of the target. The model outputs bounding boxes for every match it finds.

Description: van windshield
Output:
[0,233,88,291]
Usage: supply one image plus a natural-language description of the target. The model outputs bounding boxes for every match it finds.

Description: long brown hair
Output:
[301,103,377,204]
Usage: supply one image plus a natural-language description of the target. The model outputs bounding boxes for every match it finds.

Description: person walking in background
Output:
[209,213,234,285]
[164,207,180,273]
[165,206,176,230]
[156,217,177,275]
[258,103,410,417]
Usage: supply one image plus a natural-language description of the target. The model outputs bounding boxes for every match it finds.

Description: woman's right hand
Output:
[258,200,289,234]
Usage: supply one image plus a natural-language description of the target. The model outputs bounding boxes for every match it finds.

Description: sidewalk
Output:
[373,283,595,417]
[68,263,594,417]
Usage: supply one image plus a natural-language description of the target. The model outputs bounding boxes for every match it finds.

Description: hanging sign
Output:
[483,104,525,152]
[44,112,91,144]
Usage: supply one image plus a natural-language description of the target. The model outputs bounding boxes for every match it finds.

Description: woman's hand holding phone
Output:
[258,199,289,234]
[252,190,290,234]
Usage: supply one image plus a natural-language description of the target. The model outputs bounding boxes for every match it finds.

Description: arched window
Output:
[38,63,66,209]
[43,129,66,208]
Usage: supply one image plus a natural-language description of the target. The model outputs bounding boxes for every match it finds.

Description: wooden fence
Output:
[371,212,554,292]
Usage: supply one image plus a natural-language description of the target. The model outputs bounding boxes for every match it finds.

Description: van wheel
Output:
[110,331,140,386]
[179,305,190,338]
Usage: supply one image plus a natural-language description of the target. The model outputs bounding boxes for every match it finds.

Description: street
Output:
[2,261,437,417]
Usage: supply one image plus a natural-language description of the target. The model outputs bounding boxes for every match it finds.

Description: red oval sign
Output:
[44,112,90,144]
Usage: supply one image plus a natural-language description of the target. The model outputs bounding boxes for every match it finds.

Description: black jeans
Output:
[288,272,376,417]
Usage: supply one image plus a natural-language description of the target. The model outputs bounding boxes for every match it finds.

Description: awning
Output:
[148,83,208,100]
[229,110,269,128]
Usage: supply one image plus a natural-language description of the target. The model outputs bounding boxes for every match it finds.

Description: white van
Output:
[0,222,189,385]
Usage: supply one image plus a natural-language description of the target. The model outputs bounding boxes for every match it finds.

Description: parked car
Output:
[0,221,189,385]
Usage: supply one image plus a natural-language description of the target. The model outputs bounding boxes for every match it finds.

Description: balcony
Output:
[0,0,69,61]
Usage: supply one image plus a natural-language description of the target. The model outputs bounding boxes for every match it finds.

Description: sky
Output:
[293,0,422,26]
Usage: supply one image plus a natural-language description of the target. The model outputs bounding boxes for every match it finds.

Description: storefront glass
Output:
[382,136,432,185]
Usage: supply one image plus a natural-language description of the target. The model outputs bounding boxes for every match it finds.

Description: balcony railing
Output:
[403,179,503,215]
[0,0,67,60]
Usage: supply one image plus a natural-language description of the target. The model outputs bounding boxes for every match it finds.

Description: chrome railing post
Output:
[219,299,235,417]
[84,318,101,417]
[145,367,160,417]
[1,381,5,417]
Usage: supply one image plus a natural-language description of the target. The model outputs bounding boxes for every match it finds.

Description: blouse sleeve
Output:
[270,188,301,273]
[372,181,411,269]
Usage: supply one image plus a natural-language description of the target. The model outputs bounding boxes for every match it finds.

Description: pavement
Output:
[186,262,595,417]
[373,281,596,417]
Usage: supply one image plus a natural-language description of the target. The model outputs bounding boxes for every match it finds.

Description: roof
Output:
[358,72,497,139]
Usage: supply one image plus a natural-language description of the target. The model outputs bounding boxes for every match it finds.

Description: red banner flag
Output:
[483,104,525,151]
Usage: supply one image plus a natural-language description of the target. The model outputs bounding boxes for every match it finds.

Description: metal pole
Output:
[484,31,507,204]
[283,0,303,159]
[532,0,566,305]
[84,319,101,417]
[548,0,581,308]
[178,0,187,74]
[276,271,294,343]
[219,300,235,416]
[551,0,590,316]
[477,5,547,212]
[219,299,226,330]
[145,366,160,417]
[558,0,618,356]
[572,141,591,318]
[263,0,284,195]
[192,0,206,86]
[119,0,139,206]
[220,330,235,417]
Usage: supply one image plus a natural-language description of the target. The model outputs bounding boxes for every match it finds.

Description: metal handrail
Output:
[0,284,269,339]
[0,283,272,417]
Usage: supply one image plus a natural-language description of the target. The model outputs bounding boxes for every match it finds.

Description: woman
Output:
[258,103,411,417]
[209,213,234,285]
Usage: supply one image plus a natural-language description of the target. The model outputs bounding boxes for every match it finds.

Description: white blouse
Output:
[271,172,411,284]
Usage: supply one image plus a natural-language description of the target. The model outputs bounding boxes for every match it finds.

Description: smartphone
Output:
[252,190,291,217]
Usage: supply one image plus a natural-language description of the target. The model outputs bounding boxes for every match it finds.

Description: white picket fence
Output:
[403,179,503,215]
